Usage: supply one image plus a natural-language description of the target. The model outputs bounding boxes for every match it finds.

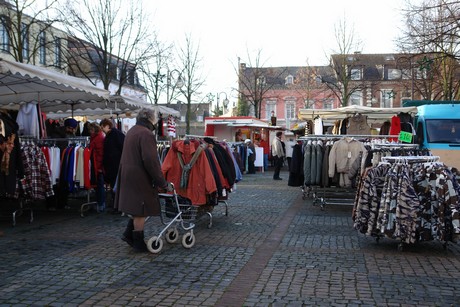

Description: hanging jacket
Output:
[162,140,217,206]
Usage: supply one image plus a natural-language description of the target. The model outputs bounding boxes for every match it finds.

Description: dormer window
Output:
[285,75,293,85]
[257,76,266,86]
[385,55,395,61]
[347,56,356,62]
[351,68,362,80]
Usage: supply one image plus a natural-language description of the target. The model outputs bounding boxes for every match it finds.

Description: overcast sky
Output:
[146,0,409,105]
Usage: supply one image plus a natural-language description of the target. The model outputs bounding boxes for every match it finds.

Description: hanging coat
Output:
[162,139,217,205]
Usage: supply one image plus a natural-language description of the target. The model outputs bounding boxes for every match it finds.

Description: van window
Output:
[426,119,460,143]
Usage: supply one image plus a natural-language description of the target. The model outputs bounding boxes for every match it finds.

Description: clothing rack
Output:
[381,155,440,163]
[353,153,458,251]
[298,134,401,140]
[301,135,416,210]
[184,134,217,140]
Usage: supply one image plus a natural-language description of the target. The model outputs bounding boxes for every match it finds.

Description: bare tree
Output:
[398,0,460,100]
[60,0,157,94]
[293,64,337,109]
[176,34,205,134]
[236,49,286,118]
[0,0,61,64]
[137,41,176,104]
[321,18,364,107]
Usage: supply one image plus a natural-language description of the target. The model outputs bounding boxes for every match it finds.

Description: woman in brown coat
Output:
[114,108,172,252]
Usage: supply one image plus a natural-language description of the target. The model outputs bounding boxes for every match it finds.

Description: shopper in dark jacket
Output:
[100,118,124,211]
[114,109,173,252]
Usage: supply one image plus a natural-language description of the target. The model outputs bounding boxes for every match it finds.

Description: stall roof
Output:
[0,58,110,113]
[113,95,181,117]
[205,116,281,129]
[298,105,418,120]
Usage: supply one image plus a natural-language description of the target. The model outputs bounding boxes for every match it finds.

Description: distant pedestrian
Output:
[271,131,285,180]
[245,139,256,174]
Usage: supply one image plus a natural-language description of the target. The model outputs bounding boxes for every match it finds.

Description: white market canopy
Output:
[0,58,112,114]
[298,105,419,121]
[118,95,181,118]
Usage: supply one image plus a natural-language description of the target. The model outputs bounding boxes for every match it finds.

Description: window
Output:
[180,115,186,122]
[323,99,333,109]
[381,89,394,108]
[285,75,293,85]
[350,91,362,106]
[248,104,255,117]
[54,38,61,67]
[347,56,356,61]
[196,115,203,122]
[285,101,295,119]
[350,68,362,80]
[305,99,314,108]
[388,68,401,80]
[401,89,412,102]
[385,55,395,61]
[257,76,265,86]
[39,31,46,64]
[265,100,276,119]
[128,69,135,84]
[416,69,428,79]
[401,68,412,80]
[0,16,9,51]
[21,23,29,59]
[426,119,460,143]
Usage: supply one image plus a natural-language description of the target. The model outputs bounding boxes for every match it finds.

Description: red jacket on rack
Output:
[162,139,217,205]
[90,131,105,175]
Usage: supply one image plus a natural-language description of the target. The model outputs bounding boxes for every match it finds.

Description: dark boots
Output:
[121,219,134,247]
[132,230,148,253]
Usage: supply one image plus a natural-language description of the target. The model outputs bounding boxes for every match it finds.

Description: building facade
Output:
[239,53,460,130]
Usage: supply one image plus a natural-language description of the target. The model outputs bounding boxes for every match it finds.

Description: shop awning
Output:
[116,95,181,117]
[0,58,111,113]
[298,105,418,121]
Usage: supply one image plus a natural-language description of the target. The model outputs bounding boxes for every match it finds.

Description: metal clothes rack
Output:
[300,134,409,210]
[40,136,96,216]
[356,154,447,251]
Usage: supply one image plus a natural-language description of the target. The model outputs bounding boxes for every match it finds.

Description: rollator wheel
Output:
[181,232,195,249]
[165,228,179,244]
[147,236,163,254]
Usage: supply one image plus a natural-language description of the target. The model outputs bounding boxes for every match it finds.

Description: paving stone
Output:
[1,170,460,305]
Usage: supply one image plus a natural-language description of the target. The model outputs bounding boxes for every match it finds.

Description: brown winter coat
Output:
[114,124,167,216]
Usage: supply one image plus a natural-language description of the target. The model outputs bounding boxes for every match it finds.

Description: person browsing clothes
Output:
[100,118,125,212]
[271,131,285,180]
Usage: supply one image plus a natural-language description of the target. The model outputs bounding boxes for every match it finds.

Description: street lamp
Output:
[216,92,229,113]
[166,69,183,104]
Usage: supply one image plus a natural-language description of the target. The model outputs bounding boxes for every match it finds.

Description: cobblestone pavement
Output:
[1,170,460,306]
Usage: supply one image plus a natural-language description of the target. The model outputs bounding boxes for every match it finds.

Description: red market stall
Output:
[204,116,281,143]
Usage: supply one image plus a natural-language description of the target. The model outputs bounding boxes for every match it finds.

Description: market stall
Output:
[204,116,281,142]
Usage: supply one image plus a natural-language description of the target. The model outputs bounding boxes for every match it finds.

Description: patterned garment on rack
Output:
[394,163,420,244]
[19,143,54,200]
[353,163,390,236]
[377,163,402,239]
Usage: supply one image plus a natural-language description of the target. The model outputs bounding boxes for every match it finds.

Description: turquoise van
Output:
[403,101,460,170]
